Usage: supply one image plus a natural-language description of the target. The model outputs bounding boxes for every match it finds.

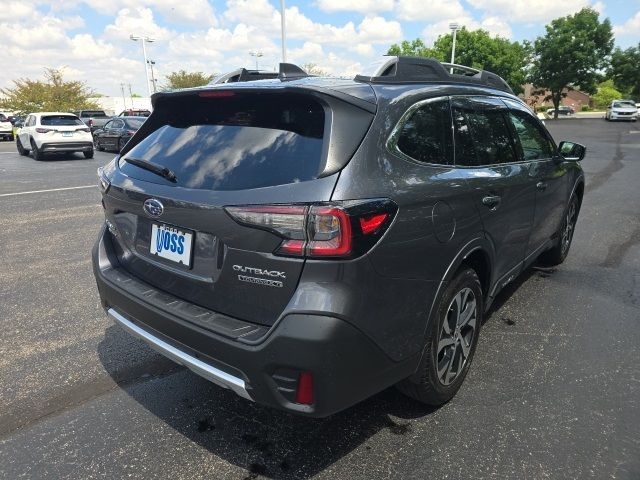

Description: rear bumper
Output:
[92,226,414,417]
[40,141,93,152]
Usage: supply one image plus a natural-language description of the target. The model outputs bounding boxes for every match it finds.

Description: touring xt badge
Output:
[233,265,286,288]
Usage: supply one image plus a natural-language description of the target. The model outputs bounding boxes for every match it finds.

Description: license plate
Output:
[62,132,73,137]
[150,224,193,267]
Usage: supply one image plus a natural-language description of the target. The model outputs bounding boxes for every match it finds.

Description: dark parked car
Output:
[93,117,146,152]
[93,57,585,417]
[546,105,575,116]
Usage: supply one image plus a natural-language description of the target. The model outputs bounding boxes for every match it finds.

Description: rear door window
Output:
[394,99,453,165]
[120,94,326,191]
[452,98,517,166]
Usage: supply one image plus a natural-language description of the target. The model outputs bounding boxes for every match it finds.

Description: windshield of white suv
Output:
[612,101,636,108]
[41,116,84,126]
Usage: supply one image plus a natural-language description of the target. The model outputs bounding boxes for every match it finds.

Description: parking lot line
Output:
[0,185,96,197]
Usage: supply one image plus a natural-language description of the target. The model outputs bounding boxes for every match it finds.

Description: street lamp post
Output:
[449,22,461,74]
[280,0,287,63]
[147,60,157,93]
[249,52,264,70]
[130,34,155,96]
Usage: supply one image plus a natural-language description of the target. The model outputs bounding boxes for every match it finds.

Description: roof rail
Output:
[354,56,513,94]
[278,63,309,81]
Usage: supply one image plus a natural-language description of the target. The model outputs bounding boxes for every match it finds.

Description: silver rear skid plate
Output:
[107,308,253,401]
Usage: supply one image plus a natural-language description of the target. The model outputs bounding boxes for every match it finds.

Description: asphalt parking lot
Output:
[1,120,639,479]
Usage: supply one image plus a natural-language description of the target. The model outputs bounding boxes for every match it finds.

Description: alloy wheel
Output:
[436,287,477,386]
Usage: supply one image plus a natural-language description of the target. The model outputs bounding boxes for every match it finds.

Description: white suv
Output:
[0,114,13,141]
[16,112,94,160]
[605,100,638,121]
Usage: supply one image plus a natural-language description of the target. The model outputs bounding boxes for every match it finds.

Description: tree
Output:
[529,8,613,118]
[388,29,530,94]
[164,70,214,90]
[301,63,328,76]
[608,43,640,100]
[0,68,98,114]
[592,79,622,109]
[388,39,431,57]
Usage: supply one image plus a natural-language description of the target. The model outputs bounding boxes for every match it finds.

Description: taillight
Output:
[126,130,137,135]
[88,119,93,127]
[78,127,91,133]
[225,199,397,259]
[35,128,52,133]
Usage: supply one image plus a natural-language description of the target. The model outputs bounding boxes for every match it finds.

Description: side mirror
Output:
[558,141,586,161]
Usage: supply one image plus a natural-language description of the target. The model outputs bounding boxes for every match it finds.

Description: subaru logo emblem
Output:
[143,198,164,218]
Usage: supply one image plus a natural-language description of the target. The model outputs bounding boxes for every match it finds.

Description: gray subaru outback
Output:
[93,57,585,417]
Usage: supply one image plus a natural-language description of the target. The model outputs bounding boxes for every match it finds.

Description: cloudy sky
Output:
[0,0,638,97]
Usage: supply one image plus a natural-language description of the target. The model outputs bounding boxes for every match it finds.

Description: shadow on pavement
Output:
[98,325,437,479]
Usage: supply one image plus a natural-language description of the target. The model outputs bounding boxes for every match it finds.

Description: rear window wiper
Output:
[122,157,177,183]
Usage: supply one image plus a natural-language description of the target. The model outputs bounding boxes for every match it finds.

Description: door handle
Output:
[536,181,548,191]
[482,195,502,209]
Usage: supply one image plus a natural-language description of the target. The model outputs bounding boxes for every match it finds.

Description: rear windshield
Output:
[41,115,83,126]
[124,118,145,129]
[120,93,326,191]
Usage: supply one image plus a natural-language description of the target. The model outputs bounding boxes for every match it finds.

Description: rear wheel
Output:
[83,149,94,159]
[94,137,104,151]
[397,268,483,406]
[30,139,44,161]
[540,193,579,266]
[16,136,29,156]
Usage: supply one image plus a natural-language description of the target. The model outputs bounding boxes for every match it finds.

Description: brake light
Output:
[88,119,93,127]
[199,91,235,98]
[126,130,137,135]
[78,127,91,133]
[225,200,396,259]
[35,128,52,133]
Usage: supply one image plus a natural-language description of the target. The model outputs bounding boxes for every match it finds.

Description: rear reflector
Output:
[295,372,314,405]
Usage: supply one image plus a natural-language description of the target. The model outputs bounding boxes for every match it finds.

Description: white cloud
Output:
[78,0,216,27]
[465,0,598,23]
[613,10,640,37]
[396,0,465,22]
[422,15,513,43]
[0,1,37,21]
[104,7,173,42]
[316,0,394,13]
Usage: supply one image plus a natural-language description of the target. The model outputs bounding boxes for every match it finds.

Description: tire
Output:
[16,136,29,156]
[117,138,124,152]
[397,268,483,406]
[83,149,94,159]
[30,139,43,161]
[539,193,579,266]
[94,138,104,151]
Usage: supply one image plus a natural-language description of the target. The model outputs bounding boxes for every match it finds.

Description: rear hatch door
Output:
[102,86,374,326]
